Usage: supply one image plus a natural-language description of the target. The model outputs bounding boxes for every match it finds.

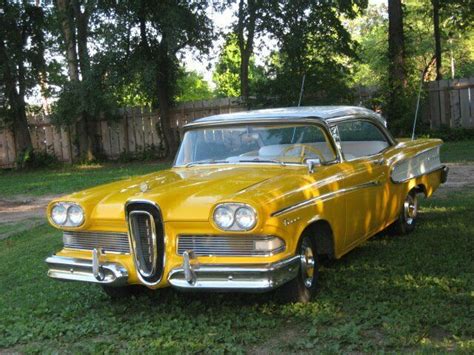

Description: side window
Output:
[337,120,389,160]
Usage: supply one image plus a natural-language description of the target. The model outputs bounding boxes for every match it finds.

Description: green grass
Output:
[0,162,170,198]
[441,140,474,163]
[0,191,473,353]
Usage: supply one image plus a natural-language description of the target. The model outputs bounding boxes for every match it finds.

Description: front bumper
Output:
[168,252,300,292]
[46,251,300,292]
[45,254,128,286]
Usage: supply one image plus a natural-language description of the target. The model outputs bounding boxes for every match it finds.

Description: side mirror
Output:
[306,158,321,174]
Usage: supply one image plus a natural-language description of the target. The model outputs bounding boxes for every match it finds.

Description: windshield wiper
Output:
[184,159,228,168]
[237,158,286,166]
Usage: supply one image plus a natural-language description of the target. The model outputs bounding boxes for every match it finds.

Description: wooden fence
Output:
[0,97,246,168]
[427,77,474,129]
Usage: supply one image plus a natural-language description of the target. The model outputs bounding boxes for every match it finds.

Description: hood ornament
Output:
[140,182,150,193]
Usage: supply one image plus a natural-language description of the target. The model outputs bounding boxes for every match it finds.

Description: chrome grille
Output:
[63,231,130,254]
[129,211,157,277]
[177,235,285,257]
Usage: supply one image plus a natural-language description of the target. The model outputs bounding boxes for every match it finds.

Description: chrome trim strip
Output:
[45,255,128,286]
[168,255,300,292]
[271,179,382,217]
[125,199,166,287]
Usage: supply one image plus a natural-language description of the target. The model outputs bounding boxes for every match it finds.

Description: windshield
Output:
[174,124,337,167]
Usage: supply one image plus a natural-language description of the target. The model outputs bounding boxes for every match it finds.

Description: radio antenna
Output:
[298,74,306,107]
[411,71,425,140]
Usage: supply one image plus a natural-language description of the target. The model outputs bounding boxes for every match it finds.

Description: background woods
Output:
[0,0,473,167]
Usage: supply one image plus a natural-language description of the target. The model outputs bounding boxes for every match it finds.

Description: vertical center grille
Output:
[127,202,164,284]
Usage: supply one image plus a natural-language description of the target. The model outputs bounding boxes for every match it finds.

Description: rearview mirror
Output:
[306,158,321,174]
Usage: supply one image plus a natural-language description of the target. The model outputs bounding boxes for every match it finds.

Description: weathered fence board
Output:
[427,77,474,129]
[0,98,245,168]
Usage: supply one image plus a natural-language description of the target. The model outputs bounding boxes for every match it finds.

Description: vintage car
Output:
[45,106,448,302]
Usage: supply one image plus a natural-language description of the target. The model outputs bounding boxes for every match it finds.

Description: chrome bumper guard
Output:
[45,250,128,286]
[441,165,449,184]
[168,251,300,292]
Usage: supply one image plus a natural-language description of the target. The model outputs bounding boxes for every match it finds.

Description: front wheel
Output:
[393,189,419,235]
[278,232,319,303]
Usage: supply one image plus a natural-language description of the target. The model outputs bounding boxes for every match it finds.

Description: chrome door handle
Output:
[372,157,385,165]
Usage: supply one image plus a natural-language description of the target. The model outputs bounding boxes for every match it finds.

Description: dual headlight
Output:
[213,203,257,231]
[50,202,85,227]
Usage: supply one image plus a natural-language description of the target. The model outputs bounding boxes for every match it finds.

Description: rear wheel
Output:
[393,189,419,235]
[278,232,319,303]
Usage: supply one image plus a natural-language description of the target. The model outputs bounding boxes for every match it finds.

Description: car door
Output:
[333,119,391,249]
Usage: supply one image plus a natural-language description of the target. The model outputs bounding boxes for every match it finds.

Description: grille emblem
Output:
[140,183,150,193]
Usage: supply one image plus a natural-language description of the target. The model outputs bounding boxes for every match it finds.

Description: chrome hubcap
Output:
[299,238,315,288]
[404,194,418,225]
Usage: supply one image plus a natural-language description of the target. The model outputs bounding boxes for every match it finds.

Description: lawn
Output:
[0,143,473,352]
[440,140,474,163]
[0,162,170,198]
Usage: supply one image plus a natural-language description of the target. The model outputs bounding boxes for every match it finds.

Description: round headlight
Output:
[68,205,84,226]
[51,204,67,225]
[213,206,234,229]
[235,206,257,230]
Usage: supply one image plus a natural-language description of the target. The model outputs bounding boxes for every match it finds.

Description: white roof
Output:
[190,106,385,125]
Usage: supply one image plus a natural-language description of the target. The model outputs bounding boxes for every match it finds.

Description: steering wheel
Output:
[281,144,325,162]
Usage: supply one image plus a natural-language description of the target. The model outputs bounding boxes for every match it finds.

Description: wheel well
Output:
[302,220,334,258]
[414,184,427,196]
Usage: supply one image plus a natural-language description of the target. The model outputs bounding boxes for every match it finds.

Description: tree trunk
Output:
[57,0,95,160]
[237,0,256,102]
[240,52,250,99]
[387,0,406,129]
[0,37,33,156]
[156,69,179,159]
[432,0,442,80]
[57,0,79,81]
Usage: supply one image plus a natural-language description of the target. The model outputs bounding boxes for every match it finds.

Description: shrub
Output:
[16,149,59,169]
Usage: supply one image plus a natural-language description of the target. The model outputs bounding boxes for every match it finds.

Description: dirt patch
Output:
[0,194,59,240]
[436,163,474,196]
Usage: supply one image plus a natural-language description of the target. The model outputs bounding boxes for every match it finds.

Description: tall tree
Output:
[431,0,441,80]
[387,0,406,127]
[55,0,97,160]
[0,1,47,158]
[235,0,259,101]
[104,0,214,157]
[260,0,367,106]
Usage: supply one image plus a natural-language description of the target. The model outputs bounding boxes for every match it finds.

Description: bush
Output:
[16,149,59,169]
[418,126,474,141]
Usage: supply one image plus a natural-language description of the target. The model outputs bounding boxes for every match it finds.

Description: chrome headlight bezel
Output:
[212,203,257,231]
[49,202,85,227]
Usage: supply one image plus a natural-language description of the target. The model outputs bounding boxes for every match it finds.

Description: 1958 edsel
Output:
[45,106,448,302]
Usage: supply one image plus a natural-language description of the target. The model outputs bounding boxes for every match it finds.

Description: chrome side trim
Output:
[45,255,128,286]
[390,145,444,184]
[391,164,447,184]
[271,180,382,217]
[168,255,300,292]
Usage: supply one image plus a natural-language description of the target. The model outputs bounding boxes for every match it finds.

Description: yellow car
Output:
[45,106,448,302]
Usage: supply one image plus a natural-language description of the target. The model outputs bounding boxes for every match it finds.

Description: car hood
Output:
[62,165,305,223]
